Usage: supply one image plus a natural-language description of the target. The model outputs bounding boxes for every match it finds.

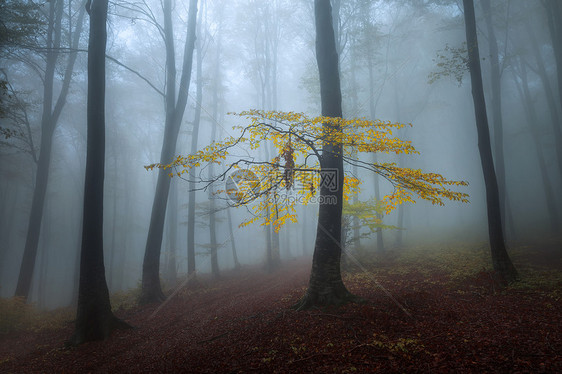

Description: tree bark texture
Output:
[227,207,241,269]
[140,0,198,304]
[294,0,355,310]
[367,40,384,253]
[186,11,204,278]
[462,0,518,283]
[71,0,128,345]
[481,0,511,236]
[165,178,178,285]
[16,0,86,300]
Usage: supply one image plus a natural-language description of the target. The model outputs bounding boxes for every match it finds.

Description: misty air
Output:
[0,0,560,372]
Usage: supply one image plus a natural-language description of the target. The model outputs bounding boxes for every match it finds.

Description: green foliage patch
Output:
[0,285,144,335]
[394,242,492,280]
[344,241,562,293]
[110,283,144,311]
[0,297,73,335]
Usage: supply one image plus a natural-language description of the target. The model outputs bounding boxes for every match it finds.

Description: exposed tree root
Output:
[487,267,518,291]
[66,315,132,347]
[497,265,519,285]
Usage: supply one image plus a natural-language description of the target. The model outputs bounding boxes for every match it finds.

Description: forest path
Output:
[0,259,312,373]
[1,245,561,373]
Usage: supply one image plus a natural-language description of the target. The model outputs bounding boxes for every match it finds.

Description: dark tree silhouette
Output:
[140,0,198,304]
[525,25,562,183]
[543,0,562,114]
[15,0,86,301]
[481,0,513,237]
[511,59,560,233]
[70,0,129,345]
[186,10,204,279]
[462,0,517,283]
[293,0,357,310]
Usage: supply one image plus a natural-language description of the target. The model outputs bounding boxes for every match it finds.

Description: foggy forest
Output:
[0,0,561,372]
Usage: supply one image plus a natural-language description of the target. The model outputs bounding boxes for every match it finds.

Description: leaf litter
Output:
[0,242,560,373]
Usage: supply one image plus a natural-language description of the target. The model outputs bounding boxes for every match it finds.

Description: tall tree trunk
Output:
[208,185,219,278]
[543,0,562,114]
[396,202,405,248]
[15,116,55,300]
[0,185,18,283]
[272,205,281,262]
[226,207,241,269]
[262,108,281,267]
[15,0,62,300]
[66,160,85,305]
[351,164,360,250]
[302,206,309,256]
[208,6,220,279]
[259,3,281,267]
[218,110,240,269]
[263,4,272,111]
[207,165,219,278]
[394,88,406,248]
[141,118,178,302]
[462,0,517,283]
[368,58,384,253]
[294,0,355,310]
[526,26,562,182]
[165,177,178,285]
[186,10,204,279]
[263,143,279,271]
[38,198,51,308]
[140,0,177,304]
[70,0,128,345]
[482,0,514,237]
[349,51,360,249]
[140,0,198,304]
[108,155,118,291]
[71,204,83,307]
[265,204,274,270]
[15,0,86,300]
[208,60,220,279]
[271,4,279,111]
[373,155,384,253]
[512,61,560,233]
[114,169,132,291]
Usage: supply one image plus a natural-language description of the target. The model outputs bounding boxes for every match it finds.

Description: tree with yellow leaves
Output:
[147,107,468,308]
[148,109,468,233]
[147,0,468,309]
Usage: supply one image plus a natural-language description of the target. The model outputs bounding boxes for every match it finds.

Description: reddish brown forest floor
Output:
[1,243,561,373]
